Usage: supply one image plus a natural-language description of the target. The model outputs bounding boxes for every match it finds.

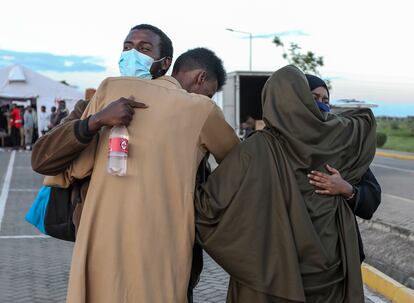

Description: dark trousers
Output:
[187,243,203,303]
[187,289,193,303]
[32,127,39,143]
[11,126,20,148]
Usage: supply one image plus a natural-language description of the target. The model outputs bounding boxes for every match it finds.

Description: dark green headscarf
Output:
[262,65,375,183]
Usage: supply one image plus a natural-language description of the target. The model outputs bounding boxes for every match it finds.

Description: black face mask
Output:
[150,58,166,79]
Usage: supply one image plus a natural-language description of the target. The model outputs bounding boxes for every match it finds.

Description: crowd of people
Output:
[0,100,69,150]
[29,23,380,303]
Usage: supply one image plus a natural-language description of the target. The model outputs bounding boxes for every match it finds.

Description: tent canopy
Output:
[0,64,82,111]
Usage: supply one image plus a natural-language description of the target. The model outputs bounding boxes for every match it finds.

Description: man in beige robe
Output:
[60,51,239,302]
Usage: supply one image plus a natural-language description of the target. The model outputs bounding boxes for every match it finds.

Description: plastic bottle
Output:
[107,126,129,176]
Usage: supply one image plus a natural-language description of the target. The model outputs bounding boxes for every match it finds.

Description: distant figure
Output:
[19,107,25,147]
[9,104,22,149]
[239,116,255,139]
[51,100,69,127]
[24,106,35,150]
[49,106,57,130]
[31,106,38,142]
[38,105,50,136]
[0,107,7,132]
[0,107,7,147]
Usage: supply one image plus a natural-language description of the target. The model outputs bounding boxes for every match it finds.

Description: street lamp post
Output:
[226,28,252,71]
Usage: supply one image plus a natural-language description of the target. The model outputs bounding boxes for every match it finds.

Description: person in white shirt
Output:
[38,105,50,136]
[23,106,34,150]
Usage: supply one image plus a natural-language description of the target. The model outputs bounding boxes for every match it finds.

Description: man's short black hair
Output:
[172,48,227,90]
[130,24,173,59]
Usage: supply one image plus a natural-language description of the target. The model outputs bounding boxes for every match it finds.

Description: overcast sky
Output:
[1,0,413,110]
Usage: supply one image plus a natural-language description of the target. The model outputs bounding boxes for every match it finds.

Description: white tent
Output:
[0,64,83,134]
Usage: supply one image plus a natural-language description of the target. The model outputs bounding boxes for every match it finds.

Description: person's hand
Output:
[88,96,148,132]
[308,164,354,198]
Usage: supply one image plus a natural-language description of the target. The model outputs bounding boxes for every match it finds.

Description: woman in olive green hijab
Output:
[195,65,376,302]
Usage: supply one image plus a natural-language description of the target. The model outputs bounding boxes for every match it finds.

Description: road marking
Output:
[382,193,414,204]
[371,163,414,174]
[0,150,16,231]
[0,235,50,239]
[9,188,38,192]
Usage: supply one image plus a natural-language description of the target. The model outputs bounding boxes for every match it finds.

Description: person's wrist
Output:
[88,113,102,133]
[343,184,355,200]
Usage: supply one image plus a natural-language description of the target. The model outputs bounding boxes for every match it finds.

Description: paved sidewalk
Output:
[194,255,228,302]
[360,223,414,289]
[0,238,73,303]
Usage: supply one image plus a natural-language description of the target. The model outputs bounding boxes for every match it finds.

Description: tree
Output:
[273,36,331,89]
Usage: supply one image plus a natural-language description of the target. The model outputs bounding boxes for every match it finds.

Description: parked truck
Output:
[219,72,379,130]
[221,71,273,130]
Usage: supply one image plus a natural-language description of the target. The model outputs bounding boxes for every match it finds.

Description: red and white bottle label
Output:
[109,138,128,154]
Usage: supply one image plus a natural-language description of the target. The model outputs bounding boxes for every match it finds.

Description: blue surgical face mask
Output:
[317,101,331,113]
[118,49,155,79]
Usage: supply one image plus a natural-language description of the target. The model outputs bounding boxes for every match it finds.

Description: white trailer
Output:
[221,71,272,129]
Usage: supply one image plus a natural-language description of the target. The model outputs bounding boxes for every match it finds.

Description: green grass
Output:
[381,136,414,153]
[376,118,414,152]
[377,120,414,136]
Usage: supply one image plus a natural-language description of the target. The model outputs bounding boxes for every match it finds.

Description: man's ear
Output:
[162,57,172,70]
[195,70,207,85]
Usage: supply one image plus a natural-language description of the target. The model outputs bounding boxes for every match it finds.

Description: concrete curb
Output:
[376,151,414,161]
[362,263,414,302]
[358,218,414,242]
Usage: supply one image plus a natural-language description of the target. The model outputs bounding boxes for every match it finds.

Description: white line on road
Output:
[0,150,16,231]
[371,163,414,174]
[383,193,414,204]
[0,235,50,239]
[9,189,38,192]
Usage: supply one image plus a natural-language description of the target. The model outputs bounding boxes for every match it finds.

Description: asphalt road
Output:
[0,150,399,302]
[371,156,414,202]
[369,156,414,232]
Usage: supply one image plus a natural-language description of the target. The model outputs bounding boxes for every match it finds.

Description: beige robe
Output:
[59,76,239,303]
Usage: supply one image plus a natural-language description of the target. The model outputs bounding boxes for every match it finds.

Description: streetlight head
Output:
[226,28,234,32]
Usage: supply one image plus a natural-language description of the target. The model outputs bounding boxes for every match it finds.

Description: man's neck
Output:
[171,72,186,90]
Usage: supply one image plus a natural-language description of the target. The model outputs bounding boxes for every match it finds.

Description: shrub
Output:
[376,132,387,148]
[408,120,414,136]
[390,122,400,130]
